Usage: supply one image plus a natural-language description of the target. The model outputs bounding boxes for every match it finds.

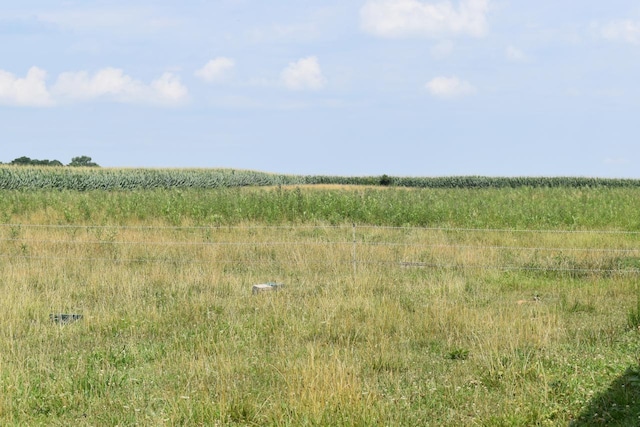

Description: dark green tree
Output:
[10,156,34,165]
[68,156,99,167]
[10,156,63,166]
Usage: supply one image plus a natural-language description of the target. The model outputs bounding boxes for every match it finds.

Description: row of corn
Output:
[1,166,639,190]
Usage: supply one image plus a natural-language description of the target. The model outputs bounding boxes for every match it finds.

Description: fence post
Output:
[352,223,357,279]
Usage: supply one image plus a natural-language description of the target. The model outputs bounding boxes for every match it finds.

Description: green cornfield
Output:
[2,165,640,190]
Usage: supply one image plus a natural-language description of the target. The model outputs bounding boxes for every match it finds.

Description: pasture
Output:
[0,184,639,425]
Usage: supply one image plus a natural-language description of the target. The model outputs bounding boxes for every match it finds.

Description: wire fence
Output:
[1,223,640,277]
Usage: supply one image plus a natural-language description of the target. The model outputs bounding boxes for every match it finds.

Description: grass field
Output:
[0,186,639,425]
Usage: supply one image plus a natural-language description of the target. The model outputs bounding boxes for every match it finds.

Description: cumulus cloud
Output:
[53,68,140,100]
[195,57,236,83]
[599,20,640,44]
[0,67,54,107]
[280,56,326,90]
[425,76,476,98]
[150,73,189,103]
[360,0,489,39]
[52,68,188,105]
[0,66,188,107]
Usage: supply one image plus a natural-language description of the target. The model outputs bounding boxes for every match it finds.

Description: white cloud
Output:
[52,68,188,105]
[425,76,476,98]
[53,68,140,100]
[0,66,188,107]
[280,56,326,91]
[195,57,236,83]
[151,73,189,104]
[360,0,489,39]
[599,20,640,44]
[506,45,527,62]
[0,67,54,107]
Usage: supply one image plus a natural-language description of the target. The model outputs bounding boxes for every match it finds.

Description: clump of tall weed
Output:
[627,291,640,330]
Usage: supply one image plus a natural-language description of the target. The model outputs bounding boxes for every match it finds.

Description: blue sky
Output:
[1,0,639,177]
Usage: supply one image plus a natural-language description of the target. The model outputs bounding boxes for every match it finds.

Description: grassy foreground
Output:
[0,187,639,425]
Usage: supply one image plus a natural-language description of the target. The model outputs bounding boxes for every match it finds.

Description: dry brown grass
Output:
[0,192,639,425]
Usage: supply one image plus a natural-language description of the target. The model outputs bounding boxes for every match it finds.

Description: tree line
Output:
[2,156,99,167]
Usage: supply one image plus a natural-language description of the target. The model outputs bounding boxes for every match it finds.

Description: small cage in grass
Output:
[50,313,83,324]
[252,282,285,295]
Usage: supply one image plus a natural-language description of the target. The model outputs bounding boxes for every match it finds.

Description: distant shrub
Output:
[379,174,392,186]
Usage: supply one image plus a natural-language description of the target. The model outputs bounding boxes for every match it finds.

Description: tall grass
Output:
[0,187,639,425]
[1,185,640,230]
